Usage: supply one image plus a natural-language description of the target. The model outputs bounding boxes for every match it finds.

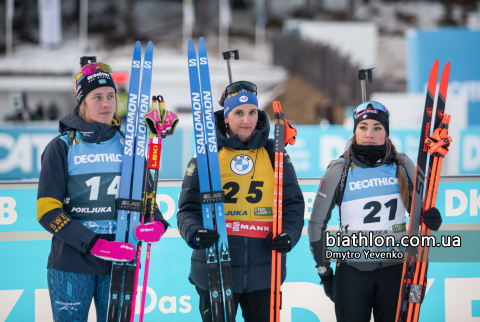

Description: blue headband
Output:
[223,90,258,119]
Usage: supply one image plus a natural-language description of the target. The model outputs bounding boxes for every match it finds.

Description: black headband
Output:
[354,108,389,136]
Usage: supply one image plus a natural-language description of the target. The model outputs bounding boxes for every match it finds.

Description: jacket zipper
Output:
[243,236,248,292]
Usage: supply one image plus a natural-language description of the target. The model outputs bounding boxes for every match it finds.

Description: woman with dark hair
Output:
[308,101,443,322]
[177,81,305,321]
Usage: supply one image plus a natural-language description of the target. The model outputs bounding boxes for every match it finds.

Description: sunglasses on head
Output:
[225,81,257,95]
[75,62,113,91]
[353,101,389,120]
[80,62,112,76]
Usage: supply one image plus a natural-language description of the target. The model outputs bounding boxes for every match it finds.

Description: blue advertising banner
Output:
[1,125,478,180]
[406,28,480,125]
[1,177,479,321]
[460,127,480,175]
[0,126,189,180]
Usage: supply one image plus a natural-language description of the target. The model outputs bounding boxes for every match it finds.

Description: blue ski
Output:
[198,37,235,322]
[187,38,235,322]
[119,40,153,322]
[107,41,142,322]
[107,41,154,322]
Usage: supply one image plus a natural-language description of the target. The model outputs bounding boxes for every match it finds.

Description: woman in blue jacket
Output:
[37,61,168,321]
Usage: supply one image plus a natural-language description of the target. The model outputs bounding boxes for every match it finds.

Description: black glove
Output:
[422,207,442,231]
[269,232,291,253]
[320,272,334,302]
[194,229,220,249]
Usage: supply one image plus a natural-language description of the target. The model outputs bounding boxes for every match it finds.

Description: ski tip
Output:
[188,39,195,51]
[199,37,206,50]
[427,60,440,94]
[135,41,141,48]
[439,62,451,99]
[146,41,153,51]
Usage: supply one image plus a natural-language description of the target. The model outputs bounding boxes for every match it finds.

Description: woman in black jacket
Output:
[177,81,305,322]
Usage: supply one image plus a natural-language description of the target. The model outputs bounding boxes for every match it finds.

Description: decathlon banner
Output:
[1,177,480,321]
[0,126,190,180]
[1,125,479,180]
[460,127,480,175]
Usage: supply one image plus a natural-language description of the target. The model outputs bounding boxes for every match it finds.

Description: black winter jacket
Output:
[177,110,305,293]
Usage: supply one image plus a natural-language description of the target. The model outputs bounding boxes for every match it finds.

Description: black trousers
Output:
[334,263,403,322]
[195,285,271,322]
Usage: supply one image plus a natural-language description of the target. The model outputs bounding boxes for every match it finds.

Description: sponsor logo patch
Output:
[254,207,273,217]
[230,155,253,175]
[239,95,248,103]
[356,109,378,119]
[186,162,196,176]
[392,222,407,233]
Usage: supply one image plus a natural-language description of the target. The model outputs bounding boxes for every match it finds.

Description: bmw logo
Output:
[230,155,254,175]
[239,95,248,103]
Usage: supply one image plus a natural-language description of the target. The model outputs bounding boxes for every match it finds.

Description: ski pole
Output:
[270,101,285,322]
[131,96,159,322]
[222,50,239,84]
[357,68,374,103]
[139,134,162,322]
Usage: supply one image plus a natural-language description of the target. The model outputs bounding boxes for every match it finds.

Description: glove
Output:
[194,229,220,249]
[90,238,135,262]
[269,232,291,253]
[135,221,166,244]
[422,207,442,231]
[320,271,334,302]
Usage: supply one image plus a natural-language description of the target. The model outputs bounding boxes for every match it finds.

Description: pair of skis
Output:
[107,41,154,322]
[396,60,452,322]
[187,37,235,322]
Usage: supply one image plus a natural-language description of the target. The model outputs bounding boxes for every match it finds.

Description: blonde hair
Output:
[344,134,409,207]
[76,102,86,121]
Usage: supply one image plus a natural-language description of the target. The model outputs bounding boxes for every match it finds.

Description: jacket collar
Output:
[59,110,121,144]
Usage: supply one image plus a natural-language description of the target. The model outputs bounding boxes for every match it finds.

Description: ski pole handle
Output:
[357,68,375,103]
[222,50,240,84]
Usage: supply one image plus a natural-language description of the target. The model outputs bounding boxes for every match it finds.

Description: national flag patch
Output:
[319,179,326,191]
[99,79,106,84]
